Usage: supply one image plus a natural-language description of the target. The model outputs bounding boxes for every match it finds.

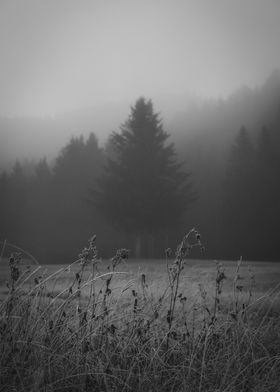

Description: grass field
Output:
[1,256,280,309]
[1,233,280,391]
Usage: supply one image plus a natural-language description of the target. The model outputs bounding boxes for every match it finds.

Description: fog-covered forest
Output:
[1,72,280,263]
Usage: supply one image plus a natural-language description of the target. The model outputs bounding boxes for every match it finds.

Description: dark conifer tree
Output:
[19,159,53,262]
[222,126,256,258]
[50,133,104,262]
[0,172,12,240]
[94,97,195,256]
[255,126,280,259]
[35,158,52,184]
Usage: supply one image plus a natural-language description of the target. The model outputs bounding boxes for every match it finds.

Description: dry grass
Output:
[0,231,280,391]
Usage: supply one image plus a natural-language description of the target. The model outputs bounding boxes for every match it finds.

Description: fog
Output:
[1,0,280,165]
[0,94,195,169]
[1,0,280,116]
[1,0,280,262]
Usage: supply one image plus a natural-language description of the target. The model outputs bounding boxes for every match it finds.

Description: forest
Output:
[1,72,280,263]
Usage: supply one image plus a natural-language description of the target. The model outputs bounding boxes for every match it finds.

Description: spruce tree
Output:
[222,126,256,257]
[255,126,280,259]
[94,97,194,256]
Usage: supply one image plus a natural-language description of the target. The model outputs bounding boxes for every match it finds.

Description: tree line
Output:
[221,125,280,260]
[0,97,280,262]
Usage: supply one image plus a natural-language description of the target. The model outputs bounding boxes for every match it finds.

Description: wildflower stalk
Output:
[166,228,203,349]
[212,262,226,324]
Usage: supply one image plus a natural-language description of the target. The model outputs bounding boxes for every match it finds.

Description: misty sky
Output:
[1,0,280,117]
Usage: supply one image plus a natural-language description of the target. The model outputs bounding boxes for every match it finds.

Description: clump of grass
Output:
[0,229,280,391]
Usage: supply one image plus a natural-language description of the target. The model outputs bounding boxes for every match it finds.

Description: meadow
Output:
[0,230,280,391]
